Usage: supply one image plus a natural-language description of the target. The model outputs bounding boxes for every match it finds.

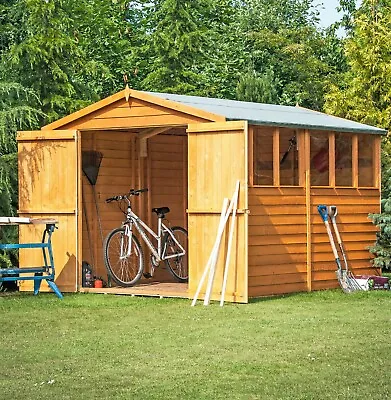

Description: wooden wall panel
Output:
[62,98,210,130]
[248,186,307,297]
[310,187,380,289]
[248,186,380,297]
[81,130,188,284]
[147,133,187,281]
[149,134,187,229]
[81,131,140,282]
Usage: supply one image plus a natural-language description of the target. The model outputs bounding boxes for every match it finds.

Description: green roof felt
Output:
[148,92,386,135]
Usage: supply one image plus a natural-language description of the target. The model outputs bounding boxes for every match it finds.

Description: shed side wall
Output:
[311,187,380,290]
[248,187,380,296]
[248,187,308,297]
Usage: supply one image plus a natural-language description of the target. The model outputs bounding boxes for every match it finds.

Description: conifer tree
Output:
[133,0,213,95]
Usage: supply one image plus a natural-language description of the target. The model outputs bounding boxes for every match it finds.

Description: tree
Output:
[71,0,136,97]
[3,0,100,124]
[130,0,215,95]
[236,69,280,104]
[325,0,391,269]
[0,82,42,268]
[236,0,337,109]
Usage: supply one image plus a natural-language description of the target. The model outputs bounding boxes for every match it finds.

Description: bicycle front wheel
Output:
[163,226,188,282]
[104,228,144,287]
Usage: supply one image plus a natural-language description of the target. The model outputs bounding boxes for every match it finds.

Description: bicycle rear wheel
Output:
[163,226,188,282]
[104,227,144,287]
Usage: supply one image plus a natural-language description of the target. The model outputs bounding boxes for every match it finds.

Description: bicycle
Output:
[104,188,188,287]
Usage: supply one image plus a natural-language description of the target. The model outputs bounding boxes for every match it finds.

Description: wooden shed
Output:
[17,88,386,302]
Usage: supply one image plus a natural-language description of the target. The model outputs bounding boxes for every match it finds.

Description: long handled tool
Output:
[317,205,352,293]
[82,151,104,246]
[328,206,362,291]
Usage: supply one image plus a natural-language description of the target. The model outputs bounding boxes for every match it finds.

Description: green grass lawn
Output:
[1,290,390,399]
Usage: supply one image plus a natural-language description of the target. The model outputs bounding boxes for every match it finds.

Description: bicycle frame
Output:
[123,205,185,263]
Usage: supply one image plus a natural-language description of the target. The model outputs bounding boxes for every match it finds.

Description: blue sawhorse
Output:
[0,218,63,299]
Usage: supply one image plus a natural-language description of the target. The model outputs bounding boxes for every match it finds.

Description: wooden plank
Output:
[249,195,306,206]
[374,136,381,188]
[139,127,171,140]
[249,273,307,286]
[249,234,307,246]
[187,120,246,133]
[273,128,280,186]
[249,262,307,275]
[249,243,307,256]
[249,214,306,225]
[249,186,305,197]
[17,130,77,141]
[65,113,208,130]
[297,130,305,186]
[249,224,307,235]
[248,282,308,298]
[312,251,374,263]
[183,136,188,230]
[352,134,359,188]
[249,205,306,215]
[249,125,254,186]
[304,130,312,291]
[329,133,335,187]
[80,282,189,298]
[249,253,307,267]
[310,187,380,197]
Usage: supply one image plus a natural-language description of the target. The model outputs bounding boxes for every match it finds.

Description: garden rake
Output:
[82,150,104,251]
[317,205,362,293]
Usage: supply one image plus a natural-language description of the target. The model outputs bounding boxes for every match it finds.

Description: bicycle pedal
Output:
[143,272,153,279]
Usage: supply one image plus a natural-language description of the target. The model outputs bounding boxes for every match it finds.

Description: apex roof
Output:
[43,88,386,135]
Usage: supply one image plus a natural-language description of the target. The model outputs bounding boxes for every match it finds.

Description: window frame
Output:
[249,126,380,189]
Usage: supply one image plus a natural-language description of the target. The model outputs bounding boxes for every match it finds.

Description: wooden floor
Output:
[80,281,189,299]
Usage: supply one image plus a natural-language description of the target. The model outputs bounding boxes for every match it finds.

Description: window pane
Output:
[279,128,299,186]
[335,133,352,186]
[358,134,374,187]
[310,132,329,186]
[253,127,273,185]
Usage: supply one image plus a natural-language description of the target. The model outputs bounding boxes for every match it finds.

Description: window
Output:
[253,127,273,185]
[253,127,300,186]
[358,134,374,187]
[335,133,352,186]
[310,132,329,186]
[279,128,299,186]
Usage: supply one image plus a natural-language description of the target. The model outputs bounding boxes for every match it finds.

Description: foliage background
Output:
[0,0,390,269]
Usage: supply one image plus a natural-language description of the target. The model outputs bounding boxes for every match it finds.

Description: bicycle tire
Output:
[163,226,188,282]
[104,227,144,287]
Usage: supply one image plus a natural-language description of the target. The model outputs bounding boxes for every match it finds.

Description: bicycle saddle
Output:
[152,207,170,218]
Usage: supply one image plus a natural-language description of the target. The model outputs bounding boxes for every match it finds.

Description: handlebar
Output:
[106,188,148,203]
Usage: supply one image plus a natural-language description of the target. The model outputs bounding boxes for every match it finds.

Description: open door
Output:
[187,121,248,303]
[17,130,81,292]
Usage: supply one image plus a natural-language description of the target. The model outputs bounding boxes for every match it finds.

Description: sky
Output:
[317,0,342,28]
